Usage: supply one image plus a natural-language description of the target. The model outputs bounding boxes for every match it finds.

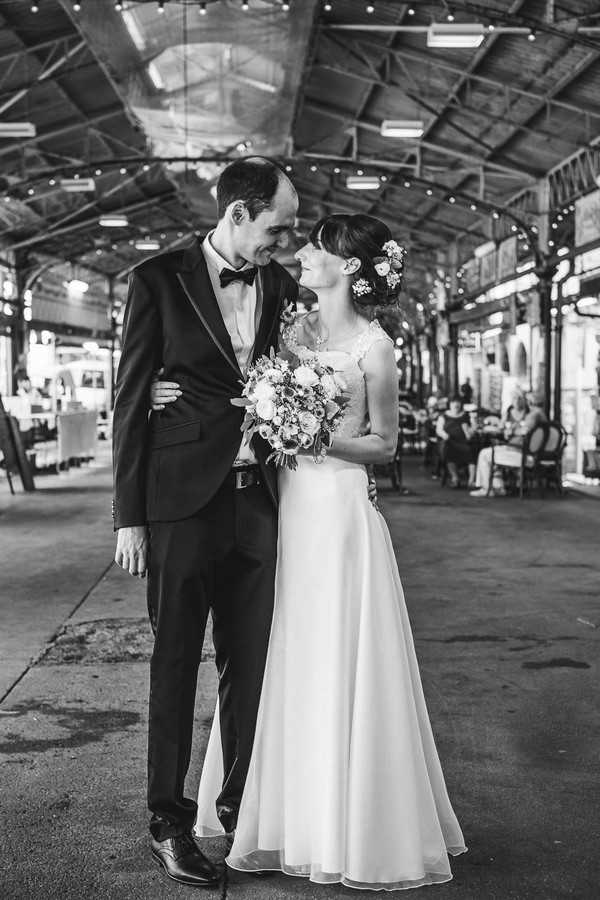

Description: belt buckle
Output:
[236,469,250,489]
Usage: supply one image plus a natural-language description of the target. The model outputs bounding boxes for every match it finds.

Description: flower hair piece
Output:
[352,277,373,298]
[373,239,406,290]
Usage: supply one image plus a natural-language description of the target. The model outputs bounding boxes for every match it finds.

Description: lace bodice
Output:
[281,314,394,439]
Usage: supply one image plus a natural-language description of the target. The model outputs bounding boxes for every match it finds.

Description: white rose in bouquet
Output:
[256,398,276,420]
[294,365,320,388]
[298,411,319,436]
[253,379,276,401]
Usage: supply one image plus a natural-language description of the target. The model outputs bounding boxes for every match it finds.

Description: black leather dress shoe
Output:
[151,832,220,887]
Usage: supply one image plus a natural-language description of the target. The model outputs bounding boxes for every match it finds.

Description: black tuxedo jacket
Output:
[112,237,298,529]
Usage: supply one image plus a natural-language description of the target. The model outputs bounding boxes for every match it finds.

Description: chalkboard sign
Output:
[0,394,35,493]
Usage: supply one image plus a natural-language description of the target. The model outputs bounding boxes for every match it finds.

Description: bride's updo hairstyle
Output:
[308,213,405,311]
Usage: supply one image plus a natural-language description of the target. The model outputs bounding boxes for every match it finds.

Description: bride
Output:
[152,213,466,891]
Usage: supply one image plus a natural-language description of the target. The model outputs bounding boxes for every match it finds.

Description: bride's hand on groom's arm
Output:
[115,526,148,578]
[150,367,182,411]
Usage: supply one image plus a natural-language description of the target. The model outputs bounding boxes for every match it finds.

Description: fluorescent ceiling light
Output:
[122,10,146,51]
[147,62,165,90]
[0,121,36,138]
[380,120,424,138]
[99,215,129,227]
[346,175,381,190]
[578,296,598,308]
[515,259,535,273]
[60,177,96,192]
[65,279,89,294]
[474,240,495,258]
[427,23,485,48]
[135,240,161,251]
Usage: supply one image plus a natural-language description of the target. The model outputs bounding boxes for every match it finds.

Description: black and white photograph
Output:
[0,1,598,898]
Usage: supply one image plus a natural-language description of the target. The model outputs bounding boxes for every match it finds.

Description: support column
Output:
[11,253,29,393]
[108,275,116,410]
[536,178,553,418]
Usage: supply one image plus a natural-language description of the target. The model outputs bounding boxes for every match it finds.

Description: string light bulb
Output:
[30,2,39,11]
[324,1,332,9]
[73,1,81,10]
[366,3,375,12]
[115,1,123,11]
[242,0,249,9]
[199,1,207,12]
[282,1,290,9]
[158,1,165,13]
[528,30,536,40]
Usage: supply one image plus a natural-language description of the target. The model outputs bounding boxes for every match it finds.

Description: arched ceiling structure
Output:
[0,0,599,302]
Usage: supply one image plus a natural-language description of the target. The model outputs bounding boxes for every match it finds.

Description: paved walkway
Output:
[0,454,598,899]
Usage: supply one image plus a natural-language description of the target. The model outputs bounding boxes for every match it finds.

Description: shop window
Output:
[81,370,105,389]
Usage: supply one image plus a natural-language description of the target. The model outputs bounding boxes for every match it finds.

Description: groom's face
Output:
[233,179,298,267]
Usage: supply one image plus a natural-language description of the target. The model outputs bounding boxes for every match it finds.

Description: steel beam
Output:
[6,193,177,251]
[351,39,600,123]
[0,107,126,158]
[303,100,536,181]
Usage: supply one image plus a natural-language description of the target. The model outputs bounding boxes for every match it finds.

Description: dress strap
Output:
[351,319,394,363]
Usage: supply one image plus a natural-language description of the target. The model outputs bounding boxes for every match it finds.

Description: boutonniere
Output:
[279,301,296,330]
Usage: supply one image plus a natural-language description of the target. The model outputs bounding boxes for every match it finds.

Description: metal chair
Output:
[489,423,548,498]
[537,421,568,495]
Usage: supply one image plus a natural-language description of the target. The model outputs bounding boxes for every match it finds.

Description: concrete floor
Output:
[0,452,598,899]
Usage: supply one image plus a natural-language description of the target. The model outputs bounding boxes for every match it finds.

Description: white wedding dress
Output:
[195,317,467,890]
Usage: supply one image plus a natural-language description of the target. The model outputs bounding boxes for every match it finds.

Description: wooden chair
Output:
[489,423,548,498]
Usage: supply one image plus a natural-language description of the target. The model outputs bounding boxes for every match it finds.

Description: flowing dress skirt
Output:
[196,456,466,891]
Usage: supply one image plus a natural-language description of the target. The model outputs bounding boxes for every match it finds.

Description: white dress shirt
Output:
[202,232,259,465]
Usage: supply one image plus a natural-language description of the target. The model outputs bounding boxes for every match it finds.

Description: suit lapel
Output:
[252,263,283,362]
[176,238,242,380]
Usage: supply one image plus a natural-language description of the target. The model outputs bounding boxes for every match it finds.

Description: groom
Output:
[112,157,299,886]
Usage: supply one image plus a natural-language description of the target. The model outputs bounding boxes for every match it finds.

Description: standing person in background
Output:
[459,377,473,405]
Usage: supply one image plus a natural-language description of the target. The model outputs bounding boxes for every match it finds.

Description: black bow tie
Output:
[219,266,257,289]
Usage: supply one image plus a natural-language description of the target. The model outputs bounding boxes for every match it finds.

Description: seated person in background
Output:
[504,389,528,434]
[470,391,547,497]
[436,396,476,488]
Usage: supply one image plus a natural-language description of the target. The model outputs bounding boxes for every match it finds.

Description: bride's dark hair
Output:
[308,213,404,310]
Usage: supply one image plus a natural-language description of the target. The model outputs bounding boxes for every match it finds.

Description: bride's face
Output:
[295,236,346,291]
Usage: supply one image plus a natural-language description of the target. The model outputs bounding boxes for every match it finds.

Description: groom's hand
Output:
[368,476,379,511]
[115,526,148,578]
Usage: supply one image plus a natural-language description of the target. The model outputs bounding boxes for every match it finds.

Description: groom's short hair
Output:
[216,157,287,221]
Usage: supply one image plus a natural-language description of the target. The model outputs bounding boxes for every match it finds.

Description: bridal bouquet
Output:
[231,349,348,470]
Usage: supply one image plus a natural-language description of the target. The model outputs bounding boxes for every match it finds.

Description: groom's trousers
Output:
[146,475,278,841]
